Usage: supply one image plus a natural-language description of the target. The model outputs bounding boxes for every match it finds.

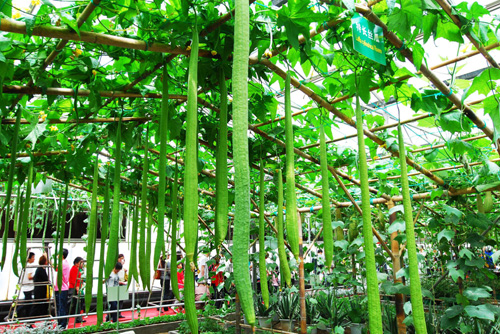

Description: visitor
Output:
[195,279,210,310]
[30,254,50,317]
[198,249,210,282]
[174,263,185,314]
[54,248,70,329]
[271,267,280,293]
[117,254,127,318]
[107,262,125,323]
[68,257,85,323]
[158,254,172,312]
[18,252,35,318]
[484,246,496,269]
[209,256,224,308]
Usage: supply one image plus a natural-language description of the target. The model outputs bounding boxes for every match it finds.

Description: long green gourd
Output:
[259,162,269,308]
[354,94,382,334]
[1,107,22,269]
[12,186,23,277]
[215,68,229,252]
[284,73,299,260]
[397,123,427,334]
[154,65,169,269]
[170,164,180,301]
[57,183,69,290]
[183,25,200,334]
[128,195,140,286]
[335,208,344,241]
[277,170,292,287]
[139,130,149,289]
[96,175,110,325]
[105,117,122,277]
[85,157,99,312]
[145,209,152,290]
[232,0,255,326]
[319,125,333,269]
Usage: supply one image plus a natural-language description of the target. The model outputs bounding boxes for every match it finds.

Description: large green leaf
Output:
[464,287,491,301]
[464,305,495,321]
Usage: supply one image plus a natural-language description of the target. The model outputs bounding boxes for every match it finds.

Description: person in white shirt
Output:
[19,252,35,317]
[198,250,210,282]
[106,262,124,323]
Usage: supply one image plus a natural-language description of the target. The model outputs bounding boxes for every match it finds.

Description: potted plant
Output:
[255,296,273,328]
[346,296,368,334]
[274,290,299,331]
[305,294,320,334]
[316,290,348,333]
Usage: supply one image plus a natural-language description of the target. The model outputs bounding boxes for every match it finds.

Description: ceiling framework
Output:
[0,0,498,233]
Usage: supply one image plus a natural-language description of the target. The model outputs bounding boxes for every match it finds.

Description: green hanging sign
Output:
[352,13,386,65]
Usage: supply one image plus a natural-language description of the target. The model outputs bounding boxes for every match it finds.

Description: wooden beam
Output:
[434,0,499,69]
[7,0,102,111]
[355,5,498,154]
[0,18,216,58]
[258,59,453,192]
[299,184,500,210]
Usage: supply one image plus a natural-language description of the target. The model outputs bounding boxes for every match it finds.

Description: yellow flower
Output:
[49,125,58,132]
[71,144,75,151]
[31,0,41,6]
[39,111,45,116]
[211,50,217,56]
[12,11,21,19]
[92,70,97,76]
[186,45,191,51]
[74,48,82,57]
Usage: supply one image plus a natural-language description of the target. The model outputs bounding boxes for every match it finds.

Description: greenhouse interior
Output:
[0,0,500,333]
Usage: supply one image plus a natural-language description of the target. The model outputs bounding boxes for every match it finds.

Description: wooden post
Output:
[235,293,241,334]
[387,201,406,334]
[298,212,307,334]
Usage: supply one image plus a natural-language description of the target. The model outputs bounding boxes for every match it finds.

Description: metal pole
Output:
[131,278,135,320]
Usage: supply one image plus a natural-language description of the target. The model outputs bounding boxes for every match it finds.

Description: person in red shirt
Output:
[68,257,85,323]
[174,263,185,314]
[209,256,224,308]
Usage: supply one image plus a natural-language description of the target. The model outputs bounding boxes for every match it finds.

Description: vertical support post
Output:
[131,278,135,320]
[235,293,242,334]
[298,212,307,334]
[387,201,405,334]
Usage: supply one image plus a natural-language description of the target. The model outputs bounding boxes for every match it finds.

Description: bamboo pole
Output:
[387,201,406,334]
[345,157,500,186]
[253,45,498,130]
[258,60,452,192]
[7,0,102,111]
[355,5,498,154]
[249,122,391,200]
[2,116,151,125]
[0,19,215,58]
[2,85,189,99]
[434,0,499,69]
[298,184,500,210]
[299,98,487,150]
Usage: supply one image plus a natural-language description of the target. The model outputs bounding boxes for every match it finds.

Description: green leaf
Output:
[435,20,464,43]
[388,218,406,233]
[459,248,473,260]
[465,68,500,98]
[463,287,491,301]
[476,181,500,192]
[439,111,472,133]
[388,205,404,215]
[464,305,495,321]
[24,123,47,148]
[442,204,463,218]
[437,229,455,242]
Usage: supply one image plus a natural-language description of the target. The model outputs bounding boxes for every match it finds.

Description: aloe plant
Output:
[316,290,349,329]
[274,290,299,320]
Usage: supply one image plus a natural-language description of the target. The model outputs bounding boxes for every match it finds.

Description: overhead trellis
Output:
[1,0,500,331]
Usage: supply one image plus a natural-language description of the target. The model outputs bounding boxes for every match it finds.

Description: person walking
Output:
[30,254,50,317]
[107,262,124,323]
[158,254,171,312]
[18,252,35,318]
[117,254,127,318]
[54,249,70,329]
